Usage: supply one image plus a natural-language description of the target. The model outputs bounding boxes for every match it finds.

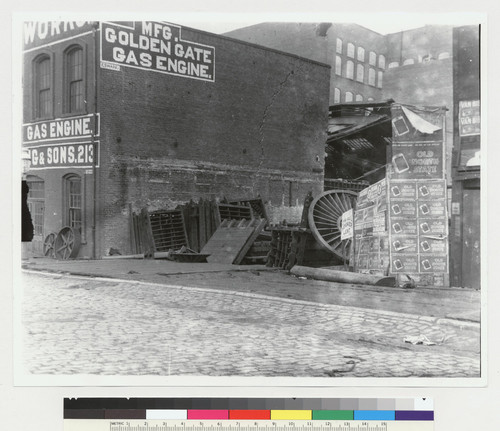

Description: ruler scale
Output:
[64,399,433,431]
[63,420,432,431]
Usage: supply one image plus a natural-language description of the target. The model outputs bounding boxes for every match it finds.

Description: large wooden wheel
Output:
[308,189,358,260]
[54,227,81,260]
[43,232,57,257]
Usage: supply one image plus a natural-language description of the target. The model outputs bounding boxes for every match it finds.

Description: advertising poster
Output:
[458,99,481,137]
[353,178,389,275]
[389,105,446,180]
[387,179,449,285]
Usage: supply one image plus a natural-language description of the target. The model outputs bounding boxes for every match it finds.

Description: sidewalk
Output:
[21,256,481,326]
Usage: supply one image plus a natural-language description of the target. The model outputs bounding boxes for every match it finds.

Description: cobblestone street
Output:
[21,271,480,378]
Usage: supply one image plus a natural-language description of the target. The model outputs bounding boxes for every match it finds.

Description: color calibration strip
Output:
[64,398,433,421]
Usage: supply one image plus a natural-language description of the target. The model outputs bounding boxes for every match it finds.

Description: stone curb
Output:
[23,268,480,332]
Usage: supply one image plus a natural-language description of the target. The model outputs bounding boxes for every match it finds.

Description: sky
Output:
[178,12,484,35]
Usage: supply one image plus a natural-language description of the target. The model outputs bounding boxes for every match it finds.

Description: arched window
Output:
[345,91,353,102]
[369,51,377,66]
[367,97,375,102]
[64,174,82,229]
[377,71,383,88]
[355,94,364,102]
[438,52,450,60]
[65,46,85,113]
[356,64,364,83]
[357,46,365,62]
[335,56,342,75]
[388,61,399,68]
[34,55,52,118]
[378,55,386,69]
[336,38,343,54]
[347,43,355,58]
[346,60,354,79]
[403,58,415,65]
[368,68,376,86]
[334,88,341,103]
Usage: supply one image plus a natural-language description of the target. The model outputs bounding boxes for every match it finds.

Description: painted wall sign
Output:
[27,141,99,169]
[100,21,215,82]
[23,21,95,50]
[459,100,480,136]
[23,114,99,144]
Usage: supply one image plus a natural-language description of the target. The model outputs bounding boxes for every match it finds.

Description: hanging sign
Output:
[341,209,353,240]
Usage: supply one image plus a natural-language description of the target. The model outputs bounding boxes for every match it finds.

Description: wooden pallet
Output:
[217,203,253,224]
[149,209,189,252]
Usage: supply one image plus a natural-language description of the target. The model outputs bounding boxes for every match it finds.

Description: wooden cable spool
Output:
[307,189,358,261]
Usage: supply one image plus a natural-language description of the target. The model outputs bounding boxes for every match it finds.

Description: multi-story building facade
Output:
[22,21,330,258]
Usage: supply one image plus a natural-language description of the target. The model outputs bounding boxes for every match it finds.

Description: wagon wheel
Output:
[308,189,358,260]
[54,227,81,260]
[43,232,57,258]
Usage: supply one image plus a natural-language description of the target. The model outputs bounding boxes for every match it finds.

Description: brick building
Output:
[22,21,330,258]
[225,23,455,181]
[226,23,386,105]
[449,25,481,289]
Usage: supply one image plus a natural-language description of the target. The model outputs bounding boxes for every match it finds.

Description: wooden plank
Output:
[102,253,145,260]
[180,210,190,249]
[201,219,258,264]
[199,198,207,248]
[128,204,136,254]
[189,204,199,252]
[233,218,268,265]
[209,199,218,236]
[139,208,155,257]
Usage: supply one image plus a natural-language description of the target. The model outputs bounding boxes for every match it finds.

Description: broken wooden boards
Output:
[201,218,268,265]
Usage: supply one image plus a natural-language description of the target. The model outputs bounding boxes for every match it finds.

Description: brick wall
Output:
[225,23,386,105]
[97,25,330,255]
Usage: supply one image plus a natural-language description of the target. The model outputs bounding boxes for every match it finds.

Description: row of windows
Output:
[387,52,451,68]
[333,88,375,104]
[336,38,386,69]
[33,45,86,119]
[335,56,383,88]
